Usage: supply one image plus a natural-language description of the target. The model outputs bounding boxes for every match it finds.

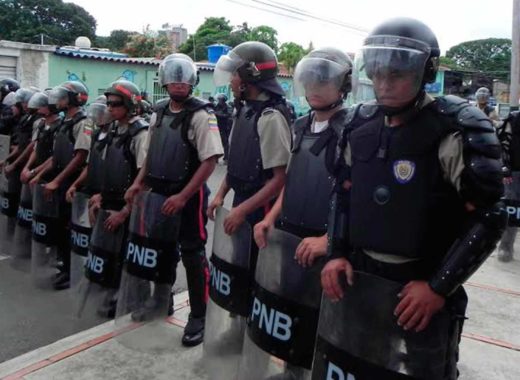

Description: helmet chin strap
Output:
[308,97,344,112]
[379,90,426,117]
[168,85,194,103]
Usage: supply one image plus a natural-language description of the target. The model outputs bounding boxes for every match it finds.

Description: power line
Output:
[225,0,306,21]
[251,0,369,35]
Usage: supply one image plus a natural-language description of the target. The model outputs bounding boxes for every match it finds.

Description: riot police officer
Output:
[0,78,20,135]
[208,40,291,252]
[247,47,353,379]
[124,53,223,347]
[475,87,500,127]
[204,41,291,379]
[497,110,520,262]
[316,18,506,380]
[37,81,93,290]
[78,81,149,318]
[214,93,232,162]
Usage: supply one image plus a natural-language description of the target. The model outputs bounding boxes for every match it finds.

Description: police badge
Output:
[393,160,415,184]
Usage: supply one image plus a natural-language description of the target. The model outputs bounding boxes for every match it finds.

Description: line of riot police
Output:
[0,15,512,380]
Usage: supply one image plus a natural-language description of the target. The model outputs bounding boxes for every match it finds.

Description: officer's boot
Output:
[181,249,209,346]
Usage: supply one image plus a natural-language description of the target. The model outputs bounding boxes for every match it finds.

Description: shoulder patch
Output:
[208,115,219,131]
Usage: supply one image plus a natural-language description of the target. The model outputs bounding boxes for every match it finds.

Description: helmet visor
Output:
[352,46,428,105]
[213,51,245,86]
[293,57,349,97]
[88,103,112,125]
[28,92,49,109]
[48,86,69,105]
[159,59,197,86]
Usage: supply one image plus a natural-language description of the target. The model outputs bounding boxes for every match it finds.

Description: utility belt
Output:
[144,175,184,197]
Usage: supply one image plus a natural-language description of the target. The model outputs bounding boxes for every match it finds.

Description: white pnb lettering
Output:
[126,241,157,268]
[251,297,292,341]
[506,206,520,220]
[32,221,47,236]
[326,362,356,380]
[86,252,104,274]
[2,198,9,210]
[210,263,231,296]
[71,230,89,248]
[17,207,32,222]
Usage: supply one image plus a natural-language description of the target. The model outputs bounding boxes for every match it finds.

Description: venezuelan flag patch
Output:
[209,117,219,131]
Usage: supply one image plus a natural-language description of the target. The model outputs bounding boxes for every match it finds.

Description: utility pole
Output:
[193,34,197,62]
[511,0,520,106]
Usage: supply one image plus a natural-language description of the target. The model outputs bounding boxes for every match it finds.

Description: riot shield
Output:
[203,207,252,380]
[504,199,520,227]
[237,228,321,380]
[75,208,125,320]
[311,272,451,380]
[70,192,92,288]
[10,184,33,271]
[0,135,11,256]
[31,183,60,289]
[0,170,20,256]
[115,191,181,352]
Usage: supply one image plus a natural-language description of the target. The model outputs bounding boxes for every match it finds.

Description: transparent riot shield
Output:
[70,192,92,288]
[237,228,322,380]
[75,208,125,321]
[203,207,252,380]
[10,184,33,271]
[311,272,451,380]
[31,183,59,289]
[115,191,181,352]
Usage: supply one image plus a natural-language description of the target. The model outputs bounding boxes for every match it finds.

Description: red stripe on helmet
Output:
[255,61,277,70]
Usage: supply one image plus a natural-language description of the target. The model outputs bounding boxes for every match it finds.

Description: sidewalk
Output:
[0,251,519,380]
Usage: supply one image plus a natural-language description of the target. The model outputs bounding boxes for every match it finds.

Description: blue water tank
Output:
[207,44,231,64]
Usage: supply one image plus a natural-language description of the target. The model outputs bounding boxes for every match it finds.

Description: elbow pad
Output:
[429,201,507,297]
[326,188,350,259]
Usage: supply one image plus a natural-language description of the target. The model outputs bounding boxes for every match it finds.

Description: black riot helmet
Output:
[354,18,440,115]
[0,78,20,100]
[214,41,284,97]
[49,81,89,110]
[294,47,353,111]
[104,79,142,115]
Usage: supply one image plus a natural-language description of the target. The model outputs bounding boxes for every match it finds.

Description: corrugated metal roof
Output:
[54,48,161,65]
[54,49,292,77]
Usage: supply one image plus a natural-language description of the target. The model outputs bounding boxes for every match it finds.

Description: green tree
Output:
[278,42,306,73]
[0,0,96,45]
[227,22,251,47]
[123,27,172,58]
[96,30,138,52]
[179,17,232,61]
[249,25,279,52]
[446,38,511,80]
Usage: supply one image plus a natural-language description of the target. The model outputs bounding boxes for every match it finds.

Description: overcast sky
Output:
[67,0,513,54]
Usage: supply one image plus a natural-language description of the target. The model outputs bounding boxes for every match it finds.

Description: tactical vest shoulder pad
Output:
[292,114,311,134]
[128,118,149,137]
[357,103,379,120]
[329,107,350,138]
[184,97,212,113]
[72,110,87,125]
[432,95,469,118]
[153,97,170,112]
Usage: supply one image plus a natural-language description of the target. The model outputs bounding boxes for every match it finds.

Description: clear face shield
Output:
[48,86,70,108]
[351,37,430,106]
[158,58,198,87]
[27,92,49,115]
[87,103,112,126]
[293,57,348,98]
[213,51,246,87]
[475,89,490,103]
